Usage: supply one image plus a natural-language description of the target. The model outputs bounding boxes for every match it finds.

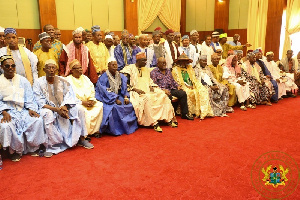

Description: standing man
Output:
[219,33,250,59]
[104,34,115,59]
[163,29,180,69]
[0,27,5,48]
[59,27,98,84]
[201,35,214,65]
[33,24,63,59]
[114,29,140,71]
[211,31,220,52]
[281,50,297,73]
[151,31,165,59]
[178,35,198,67]
[34,32,58,77]
[86,25,109,75]
[227,34,241,54]
[0,28,38,84]
[137,34,157,68]
[54,28,62,41]
[174,32,182,47]
[190,30,201,55]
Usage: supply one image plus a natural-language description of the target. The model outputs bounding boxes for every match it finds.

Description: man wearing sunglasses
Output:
[0,55,46,162]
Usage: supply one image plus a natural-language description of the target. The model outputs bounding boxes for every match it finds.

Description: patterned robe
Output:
[172,64,213,119]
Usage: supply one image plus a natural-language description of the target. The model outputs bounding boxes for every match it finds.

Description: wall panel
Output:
[92,0,109,29]
[0,0,40,29]
[74,0,92,29]
[109,0,124,31]
[186,0,215,32]
[56,0,74,30]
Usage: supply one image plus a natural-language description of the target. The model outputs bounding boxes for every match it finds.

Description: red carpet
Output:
[1,97,300,199]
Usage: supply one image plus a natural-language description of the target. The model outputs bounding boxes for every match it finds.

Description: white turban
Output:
[108,57,116,63]
[105,35,113,40]
[0,26,4,33]
[72,27,84,35]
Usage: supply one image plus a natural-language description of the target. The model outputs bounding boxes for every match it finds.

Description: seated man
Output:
[194,55,229,117]
[172,53,214,119]
[223,55,251,110]
[66,59,103,137]
[121,52,177,132]
[254,50,278,101]
[0,55,45,161]
[95,58,138,136]
[33,59,93,158]
[209,53,236,109]
[241,52,272,107]
[265,52,297,99]
[150,57,193,120]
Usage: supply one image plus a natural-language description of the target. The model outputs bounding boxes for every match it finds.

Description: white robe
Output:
[33,76,88,154]
[201,42,214,65]
[0,74,45,154]
[222,66,251,103]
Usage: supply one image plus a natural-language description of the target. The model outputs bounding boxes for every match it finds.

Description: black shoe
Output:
[182,114,194,120]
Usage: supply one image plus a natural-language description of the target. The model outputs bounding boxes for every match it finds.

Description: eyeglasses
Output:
[3,64,16,69]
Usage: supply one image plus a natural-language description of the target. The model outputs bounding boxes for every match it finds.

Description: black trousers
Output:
[169,89,189,116]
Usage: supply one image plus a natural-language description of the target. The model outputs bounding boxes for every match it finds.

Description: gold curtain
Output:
[138,0,181,34]
[247,0,268,52]
[282,0,300,58]
[158,0,181,32]
[138,0,165,34]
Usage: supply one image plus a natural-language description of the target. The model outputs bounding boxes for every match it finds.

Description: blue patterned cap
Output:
[91,25,100,33]
[4,28,17,35]
[181,35,189,41]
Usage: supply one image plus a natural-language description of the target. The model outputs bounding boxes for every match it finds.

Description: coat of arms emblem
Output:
[261,165,289,188]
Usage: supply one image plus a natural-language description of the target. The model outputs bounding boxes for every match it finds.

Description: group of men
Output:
[0,25,299,163]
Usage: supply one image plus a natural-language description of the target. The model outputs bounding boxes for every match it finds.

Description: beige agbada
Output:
[66,74,103,135]
[121,64,174,126]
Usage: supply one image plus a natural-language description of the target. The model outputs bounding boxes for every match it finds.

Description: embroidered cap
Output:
[0,55,14,64]
[4,28,17,35]
[38,32,51,41]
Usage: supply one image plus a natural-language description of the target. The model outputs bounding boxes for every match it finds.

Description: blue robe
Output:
[256,60,278,101]
[0,74,45,154]
[95,72,138,136]
[33,76,88,154]
[114,44,141,71]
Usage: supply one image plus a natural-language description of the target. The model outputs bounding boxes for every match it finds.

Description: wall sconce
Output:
[218,0,224,2]
[131,0,134,2]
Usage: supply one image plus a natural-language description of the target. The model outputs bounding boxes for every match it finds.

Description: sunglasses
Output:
[4,64,16,69]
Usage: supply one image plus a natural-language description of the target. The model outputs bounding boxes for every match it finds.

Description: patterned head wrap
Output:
[190,30,198,36]
[4,28,17,35]
[266,51,274,56]
[38,32,50,41]
[181,35,189,41]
